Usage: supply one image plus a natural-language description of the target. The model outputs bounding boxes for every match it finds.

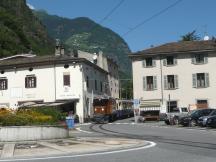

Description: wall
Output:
[0,126,68,142]
[132,52,216,112]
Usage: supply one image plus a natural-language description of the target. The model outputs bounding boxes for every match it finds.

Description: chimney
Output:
[55,39,61,56]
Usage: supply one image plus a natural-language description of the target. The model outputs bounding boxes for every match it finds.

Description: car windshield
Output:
[209,110,216,116]
[181,107,188,112]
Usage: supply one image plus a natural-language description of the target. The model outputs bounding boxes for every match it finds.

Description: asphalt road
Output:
[5,118,216,162]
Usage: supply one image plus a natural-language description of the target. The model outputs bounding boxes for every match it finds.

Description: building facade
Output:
[0,55,108,123]
[72,50,119,99]
[129,40,216,113]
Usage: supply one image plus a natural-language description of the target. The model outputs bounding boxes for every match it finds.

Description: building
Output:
[0,55,109,123]
[71,50,119,99]
[129,40,216,114]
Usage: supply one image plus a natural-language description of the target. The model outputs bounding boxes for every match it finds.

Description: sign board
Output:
[133,99,140,109]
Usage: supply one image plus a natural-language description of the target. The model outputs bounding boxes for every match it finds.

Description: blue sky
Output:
[27,0,216,52]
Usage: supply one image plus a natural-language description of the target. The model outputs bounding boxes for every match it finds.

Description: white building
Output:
[71,50,119,99]
[129,40,216,113]
[0,55,109,123]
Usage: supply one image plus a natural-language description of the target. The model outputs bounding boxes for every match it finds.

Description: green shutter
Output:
[204,54,208,64]
[192,74,197,88]
[163,58,167,66]
[205,73,209,87]
[153,76,157,90]
[152,59,156,67]
[174,75,178,89]
[174,57,177,65]
[164,75,168,89]
[191,54,196,64]
[142,60,146,68]
[143,77,147,91]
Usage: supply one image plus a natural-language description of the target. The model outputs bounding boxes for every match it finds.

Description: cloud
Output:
[27,3,35,10]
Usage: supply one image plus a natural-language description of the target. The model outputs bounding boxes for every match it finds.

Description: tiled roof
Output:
[129,40,216,57]
[0,55,108,73]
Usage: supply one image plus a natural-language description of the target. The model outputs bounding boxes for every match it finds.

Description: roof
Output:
[0,55,108,74]
[129,40,216,58]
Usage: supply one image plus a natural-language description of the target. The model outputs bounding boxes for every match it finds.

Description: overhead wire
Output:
[122,0,183,37]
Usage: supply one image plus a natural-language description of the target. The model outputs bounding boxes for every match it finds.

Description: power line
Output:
[123,0,183,37]
[99,0,125,24]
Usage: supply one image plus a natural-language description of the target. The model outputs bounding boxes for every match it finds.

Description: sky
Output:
[27,0,216,52]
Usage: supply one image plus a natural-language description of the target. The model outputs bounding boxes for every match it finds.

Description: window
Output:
[86,76,89,88]
[0,78,8,90]
[63,74,70,86]
[167,101,178,113]
[164,75,178,89]
[95,80,97,90]
[146,58,153,67]
[143,57,156,68]
[143,76,157,91]
[193,73,209,88]
[197,100,208,105]
[163,56,177,66]
[147,76,153,90]
[25,75,36,88]
[192,54,208,64]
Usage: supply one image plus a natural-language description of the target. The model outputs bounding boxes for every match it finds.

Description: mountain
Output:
[34,10,131,72]
[0,0,54,57]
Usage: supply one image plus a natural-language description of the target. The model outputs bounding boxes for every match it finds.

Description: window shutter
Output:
[205,73,209,87]
[204,54,208,64]
[142,60,146,68]
[25,77,28,88]
[192,74,197,88]
[5,79,8,90]
[152,59,156,67]
[174,75,178,89]
[143,77,147,91]
[153,76,157,90]
[191,54,196,64]
[34,77,37,88]
[163,58,167,66]
[174,57,177,65]
[164,75,168,89]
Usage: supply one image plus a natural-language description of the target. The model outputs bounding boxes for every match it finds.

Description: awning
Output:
[140,99,161,108]
[140,107,161,111]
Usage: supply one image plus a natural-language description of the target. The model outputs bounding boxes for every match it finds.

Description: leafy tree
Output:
[180,30,200,41]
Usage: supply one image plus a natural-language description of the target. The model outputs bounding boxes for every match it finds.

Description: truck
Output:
[164,107,189,125]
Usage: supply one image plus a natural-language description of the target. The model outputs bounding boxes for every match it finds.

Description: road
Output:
[4,118,216,162]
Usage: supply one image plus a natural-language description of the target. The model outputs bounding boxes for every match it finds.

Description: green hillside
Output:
[34,10,131,72]
[0,0,54,57]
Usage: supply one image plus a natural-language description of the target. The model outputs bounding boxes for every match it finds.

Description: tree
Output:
[180,30,200,41]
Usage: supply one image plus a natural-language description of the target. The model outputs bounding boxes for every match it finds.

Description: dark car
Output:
[206,115,216,128]
[198,109,216,126]
[179,109,214,126]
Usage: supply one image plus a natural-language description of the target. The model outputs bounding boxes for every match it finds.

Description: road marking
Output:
[76,127,93,134]
[0,141,156,162]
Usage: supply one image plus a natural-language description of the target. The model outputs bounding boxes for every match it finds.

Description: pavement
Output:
[0,134,149,159]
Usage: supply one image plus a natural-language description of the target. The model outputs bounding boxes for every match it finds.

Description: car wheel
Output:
[173,117,179,125]
[190,119,196,127]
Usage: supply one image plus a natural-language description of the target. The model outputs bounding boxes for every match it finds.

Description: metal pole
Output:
[168,94,171,113]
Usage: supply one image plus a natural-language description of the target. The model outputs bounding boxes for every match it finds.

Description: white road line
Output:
[75,127,93,134]
[0,141,156,162]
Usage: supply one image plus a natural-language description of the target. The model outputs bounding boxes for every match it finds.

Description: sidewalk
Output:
[0,136,148,159]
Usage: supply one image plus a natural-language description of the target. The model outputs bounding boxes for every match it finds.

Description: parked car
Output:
[164,107,189,125]
[206,115,216,128]
[197,110,216,126]
[179,109,214,126]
